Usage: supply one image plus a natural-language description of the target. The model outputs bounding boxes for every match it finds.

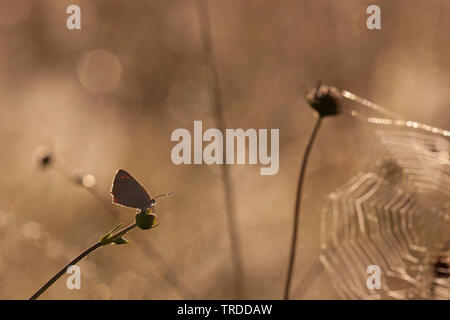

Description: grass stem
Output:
[284,116,322,300]
[49,158,196,299]
[29,223,137,300]
[195,0,243,299]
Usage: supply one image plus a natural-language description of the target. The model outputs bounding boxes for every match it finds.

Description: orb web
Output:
[320,127,449,299]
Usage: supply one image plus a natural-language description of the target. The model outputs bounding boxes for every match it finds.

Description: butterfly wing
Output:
[110,169,151,210]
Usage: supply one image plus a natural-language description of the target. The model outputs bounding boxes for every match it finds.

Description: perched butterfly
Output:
[110,169,173,213]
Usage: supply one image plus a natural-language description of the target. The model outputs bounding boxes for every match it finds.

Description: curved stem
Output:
[284,116,322,300]
[196,0,243,298]
[52,160,196,299]
[108,223,137,242]
[30,223,137,300]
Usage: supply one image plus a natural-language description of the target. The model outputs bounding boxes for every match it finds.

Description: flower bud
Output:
[135,211,159,230]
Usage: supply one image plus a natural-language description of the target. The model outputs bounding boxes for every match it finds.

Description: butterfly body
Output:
[110,169,172,230]
[110,169,173,213]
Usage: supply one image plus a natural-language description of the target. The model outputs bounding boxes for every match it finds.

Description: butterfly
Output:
[110,169,173,212]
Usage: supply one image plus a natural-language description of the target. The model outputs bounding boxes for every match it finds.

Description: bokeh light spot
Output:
[82,174,96,188]
[21,221,41,240]
[77,49,122,93]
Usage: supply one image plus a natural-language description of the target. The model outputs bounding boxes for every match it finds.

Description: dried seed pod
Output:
[33,146,52,169]
[307,84,342,117]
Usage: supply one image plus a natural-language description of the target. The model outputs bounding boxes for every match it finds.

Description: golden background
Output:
[0,0,448,299]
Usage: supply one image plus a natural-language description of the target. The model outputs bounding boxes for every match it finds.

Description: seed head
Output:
[33,146,52,169]
[307,83,342,118]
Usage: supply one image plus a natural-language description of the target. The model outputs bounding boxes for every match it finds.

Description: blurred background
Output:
[0,0,448,299]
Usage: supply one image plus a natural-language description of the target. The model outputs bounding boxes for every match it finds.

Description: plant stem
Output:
[29,223,137,300]
[284,116,322,300]
[52,159,197,299]
[195,0,243,299]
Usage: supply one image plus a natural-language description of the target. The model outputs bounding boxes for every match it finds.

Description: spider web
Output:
[374,129,450,198]
[320,127,449,299]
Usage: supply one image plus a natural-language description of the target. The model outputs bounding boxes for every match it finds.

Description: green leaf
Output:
[100,223,122,243]
[114,237,130,245]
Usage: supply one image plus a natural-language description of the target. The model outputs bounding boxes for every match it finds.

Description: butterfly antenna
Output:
[155,191,174,199]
